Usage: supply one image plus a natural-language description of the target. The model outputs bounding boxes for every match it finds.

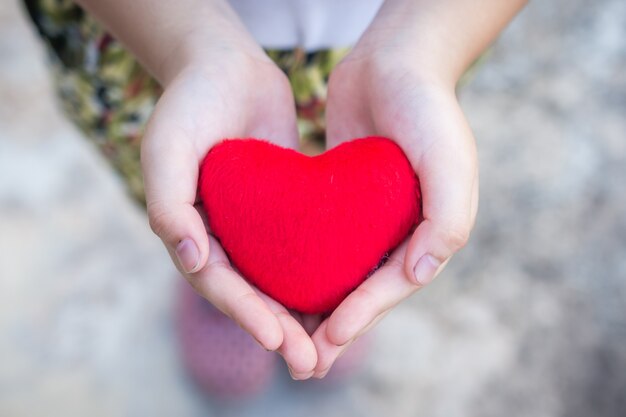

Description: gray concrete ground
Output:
[1,0,625,416]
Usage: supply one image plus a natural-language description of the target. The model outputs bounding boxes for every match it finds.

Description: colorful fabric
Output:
[23,0,349,205]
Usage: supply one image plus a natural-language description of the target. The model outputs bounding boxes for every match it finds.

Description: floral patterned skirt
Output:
[23,0,349,205]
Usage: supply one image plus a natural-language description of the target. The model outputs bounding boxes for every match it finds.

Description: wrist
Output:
[159,31,269,87]
[154,5,270,86]
[351,0,527,86]
[340,40,457,96]
[75,0,270,87]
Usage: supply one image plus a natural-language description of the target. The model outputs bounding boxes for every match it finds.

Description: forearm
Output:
[354,0,528,84]
[74,0,265,85]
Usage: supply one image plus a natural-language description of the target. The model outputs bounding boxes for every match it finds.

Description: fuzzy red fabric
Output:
[198,137,421,314]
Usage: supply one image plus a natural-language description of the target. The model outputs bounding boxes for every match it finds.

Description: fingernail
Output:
[175,238,200,273]
[413,254,441,285]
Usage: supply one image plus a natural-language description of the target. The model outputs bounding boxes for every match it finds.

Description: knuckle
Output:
[275,310,294,323]
[351,286,378,310]
[147,202,173,238]
[382,254,404,271]
[205,259,231,274]
[196,262,231,293]
[147,212,167,237]
[441,223,471,251]
[234,291,260,310]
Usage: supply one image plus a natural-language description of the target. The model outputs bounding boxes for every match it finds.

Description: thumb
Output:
[402,107,479,286]
[141,127,209,275]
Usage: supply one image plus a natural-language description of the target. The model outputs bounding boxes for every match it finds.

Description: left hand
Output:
[310,46,479,378]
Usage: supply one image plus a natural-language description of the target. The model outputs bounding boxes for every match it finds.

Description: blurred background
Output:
[1,0,625,416]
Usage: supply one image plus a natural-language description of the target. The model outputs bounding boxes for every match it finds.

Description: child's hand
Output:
[311,6,484,378]
[141,49,318,379]
[313,55,478,376]
[74,0,321,379]
[310,0,526,378]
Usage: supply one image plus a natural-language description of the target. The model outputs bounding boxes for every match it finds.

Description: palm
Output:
[152,59,299,151]
[311,57,479,377]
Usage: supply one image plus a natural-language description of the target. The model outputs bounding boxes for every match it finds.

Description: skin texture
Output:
[74,0,527,380]
[312,0,528,378]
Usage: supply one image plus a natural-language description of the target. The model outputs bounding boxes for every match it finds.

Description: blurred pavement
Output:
[1,0,625,416]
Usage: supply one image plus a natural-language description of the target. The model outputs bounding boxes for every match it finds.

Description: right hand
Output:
[141,46,318,380]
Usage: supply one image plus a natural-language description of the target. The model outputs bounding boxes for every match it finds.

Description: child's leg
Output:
[175,279,277,397]
[23,0,158,204]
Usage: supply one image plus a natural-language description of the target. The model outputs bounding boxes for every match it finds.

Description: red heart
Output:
[198,137,421,314]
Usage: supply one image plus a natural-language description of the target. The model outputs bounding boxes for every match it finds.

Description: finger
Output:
[402,102,479,286]
[257,294,318,380]
[277,312,317,380]
[324,241,420,346]
[186,235,284,351]
[311,321,348,378]
[470,174,480,227]
[313,311,389,378]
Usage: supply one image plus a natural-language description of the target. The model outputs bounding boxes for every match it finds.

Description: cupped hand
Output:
[312,50,479,377]
[141,48,317,379]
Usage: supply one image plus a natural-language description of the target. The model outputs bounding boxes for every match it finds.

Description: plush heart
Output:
[198,137,421,314]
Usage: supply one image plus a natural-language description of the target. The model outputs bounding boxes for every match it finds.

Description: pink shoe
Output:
[175,280,277,398]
